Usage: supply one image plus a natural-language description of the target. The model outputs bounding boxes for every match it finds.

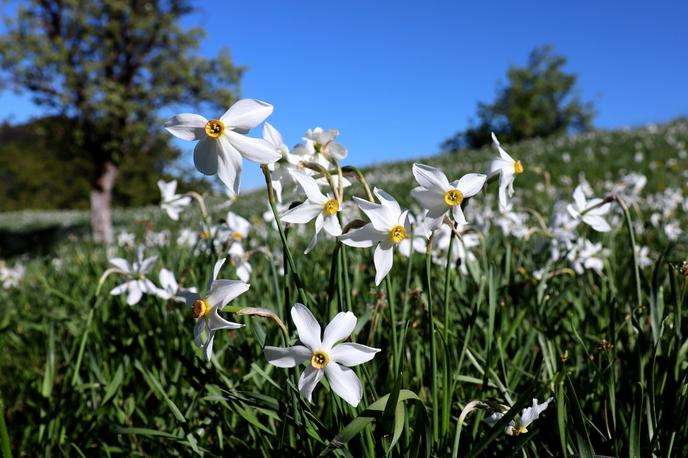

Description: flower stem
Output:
[341,165,374,202]
[442,222,456,444]
[385,275,399,375]
[443,223,456,342]
[613,195,642,310]
[261,165,308,306]
[424,236,439,444]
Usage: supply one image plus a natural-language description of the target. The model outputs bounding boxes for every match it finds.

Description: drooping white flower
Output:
[485,397,554,436]
[186,258,247,361]
[263,122,296,203]
[488,133,524,212]
[109,248,158,305]
[566,185,611,232]
[281,172,342,253]
[228,243,252,283]
[264,303,380,407]
[164,99,281,195]
[155,268,198,303]
[411,163,486,227]
[339,188,411,285]
[157,179,192,221]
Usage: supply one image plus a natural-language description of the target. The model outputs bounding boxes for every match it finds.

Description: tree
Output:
[0,116,210,211]
[0,0,243,242]
[443,45,595,150]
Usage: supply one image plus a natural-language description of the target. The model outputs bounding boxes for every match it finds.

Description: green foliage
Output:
[444,45,595,150]
[1,121,687,456]
[0,116,194,210]
[0,0,242,215]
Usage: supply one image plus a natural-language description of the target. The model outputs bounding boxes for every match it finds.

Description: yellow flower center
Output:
[232,231,243,241]
[311,351,329,369]
[204,119,225,138]
[514,160,524,174]
[323,199,339,215]
[389,225,406,244]
[512,425,528,436]
[192,299,210,319]
[444,189,464,206]
[199,230,210,240]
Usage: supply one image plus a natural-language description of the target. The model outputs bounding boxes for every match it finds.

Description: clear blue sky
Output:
[1,0,686,190]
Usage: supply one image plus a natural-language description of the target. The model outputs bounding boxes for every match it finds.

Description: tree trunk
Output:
[90,160,118,244]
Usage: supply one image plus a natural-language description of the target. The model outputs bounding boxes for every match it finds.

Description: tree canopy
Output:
[443,46,595,150]
[0,116,212,211]
[0,0,242,241]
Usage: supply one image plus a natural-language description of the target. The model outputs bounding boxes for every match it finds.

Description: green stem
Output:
[614,196,642,311]
[341,244,353,312]
[342,165,374,202]
[261,165,308,306]
[441,224,456,445]
[443,223,456,342]
[385,275,399,375]
[425,238,439,444]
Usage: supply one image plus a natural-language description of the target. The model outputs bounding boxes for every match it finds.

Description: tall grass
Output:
[1,120,687,456]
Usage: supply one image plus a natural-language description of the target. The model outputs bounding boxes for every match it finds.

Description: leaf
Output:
[101,364,124,407]
[319,390,423,456]
[115,427,182,440]
[134,361,186,423]
[387,401,405,453]
[0,398,12,458]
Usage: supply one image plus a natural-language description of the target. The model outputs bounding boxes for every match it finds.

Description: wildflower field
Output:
[1,107,687,457]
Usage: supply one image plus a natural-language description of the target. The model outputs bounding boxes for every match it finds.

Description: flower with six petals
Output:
[339,188,410,285]
[165,99,281,195]
[264,303,380,407]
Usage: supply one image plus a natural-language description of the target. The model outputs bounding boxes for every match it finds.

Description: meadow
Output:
[1,118,687,457]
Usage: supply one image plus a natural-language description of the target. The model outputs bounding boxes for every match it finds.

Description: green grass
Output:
[1,120,687,456]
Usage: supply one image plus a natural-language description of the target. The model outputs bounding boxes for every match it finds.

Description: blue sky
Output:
[1,0,687,190]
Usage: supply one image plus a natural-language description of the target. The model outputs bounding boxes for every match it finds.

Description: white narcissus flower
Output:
[226,212,250,242]
[155,268,198,303]
[302,127,348,161]
[398,212,432,258]
[411,163,486,227]
[281,172,342,254]
[157,179,191,221]
[186,258,247,361]
[339,188,411,285]
[488,133,524,212]
[109,249,158,305]
[0,262,25,289]
[264,303,380,407]
[263,122,296,203]
[117,231,136,248]
[567,239,608,275]
[566,185,611,232]
[228,243,252,283]
[485,398,554,436]
[164,99,281,195]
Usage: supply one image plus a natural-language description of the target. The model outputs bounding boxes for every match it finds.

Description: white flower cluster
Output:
[0,261,25,289]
